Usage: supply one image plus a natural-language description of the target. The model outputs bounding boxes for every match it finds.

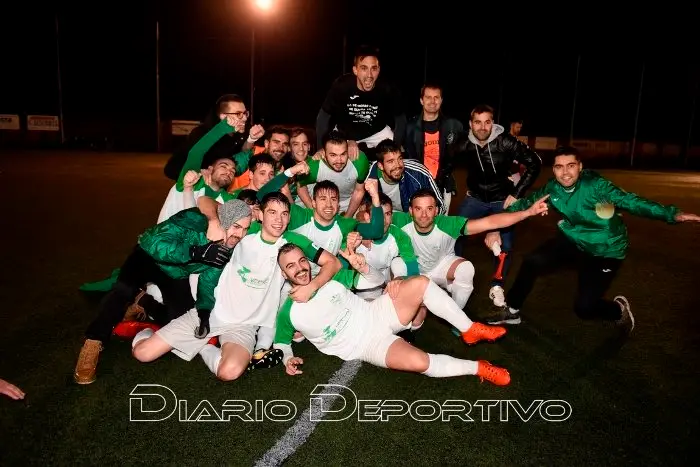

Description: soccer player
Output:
[228,154,277,198]
[296,130,370,218]
[75,199,252,384]
[485,146,700,329]
[159,115,255,223]
[132,192,342,381]
[391,188,551,311]
[272,243,510,385]
[354,192,420,300]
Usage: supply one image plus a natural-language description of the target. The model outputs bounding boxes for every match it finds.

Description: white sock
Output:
[422,280,473,332]
[410,321,423,332]
[200,344,222,375]
[451,284,473,310]
[509,307,519,314]
[255,326,275,351]
[422,353,478,377]
[132,328,154,349]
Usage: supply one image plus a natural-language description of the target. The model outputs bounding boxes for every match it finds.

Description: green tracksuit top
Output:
[507,170,679,259]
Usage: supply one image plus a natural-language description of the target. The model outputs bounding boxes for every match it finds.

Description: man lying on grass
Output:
[272,240,513,384]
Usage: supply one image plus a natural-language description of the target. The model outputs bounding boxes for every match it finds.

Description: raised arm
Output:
[466,195,550,235]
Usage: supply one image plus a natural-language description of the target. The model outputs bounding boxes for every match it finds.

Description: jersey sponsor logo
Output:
[322,308,351,344]
[236,265,270,289]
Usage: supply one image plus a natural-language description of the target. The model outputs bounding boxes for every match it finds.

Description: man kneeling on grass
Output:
[272,242,512,385]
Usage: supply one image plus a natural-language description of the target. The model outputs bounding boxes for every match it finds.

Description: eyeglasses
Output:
[223,111,249,118]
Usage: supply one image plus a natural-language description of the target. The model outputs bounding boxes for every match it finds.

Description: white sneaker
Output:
[489,286,506,307]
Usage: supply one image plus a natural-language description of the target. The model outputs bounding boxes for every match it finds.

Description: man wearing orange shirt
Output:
[404,84,463,213]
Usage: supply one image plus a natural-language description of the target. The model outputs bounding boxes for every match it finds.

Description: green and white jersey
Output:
[392,212,468,274]
[158,180,233,223]
[297,151,370,212]
[158,118,246,223]
[356,224,420,281]
[287,203,384,275]
[210,223,322,328]
[273,267,385,363]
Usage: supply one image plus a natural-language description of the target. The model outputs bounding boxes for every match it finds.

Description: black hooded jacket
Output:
[451,124,542,202]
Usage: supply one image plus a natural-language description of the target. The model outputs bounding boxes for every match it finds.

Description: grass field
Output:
[0,150,698,466]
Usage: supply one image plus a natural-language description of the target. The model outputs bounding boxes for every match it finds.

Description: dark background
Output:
[1,1,698,159]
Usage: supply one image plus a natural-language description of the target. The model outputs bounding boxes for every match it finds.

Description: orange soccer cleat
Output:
[461,322,506,345]
[476,360,511,386]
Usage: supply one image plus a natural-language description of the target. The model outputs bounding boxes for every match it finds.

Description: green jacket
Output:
[137,208,223,310]
[507,170,679,259]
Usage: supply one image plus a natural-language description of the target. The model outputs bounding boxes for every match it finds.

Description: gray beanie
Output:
[217,199,252,230]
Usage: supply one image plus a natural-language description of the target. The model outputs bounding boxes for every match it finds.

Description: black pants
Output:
[506,234,623,321]
[85,245,194,343]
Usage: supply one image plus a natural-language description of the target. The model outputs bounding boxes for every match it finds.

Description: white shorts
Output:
[346,294,410,368]
[356,125,394,149]
[425,254,462,289]
[156,309,257,361]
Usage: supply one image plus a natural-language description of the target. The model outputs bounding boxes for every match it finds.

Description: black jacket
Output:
[452,124,541,202]
[404,112,463,193]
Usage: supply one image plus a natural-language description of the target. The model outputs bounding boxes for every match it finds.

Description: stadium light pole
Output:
[569,54,581,144]
[630,62,645,168]
[55,12,65,144]
[251,0,274,123]
[156,19,161,152]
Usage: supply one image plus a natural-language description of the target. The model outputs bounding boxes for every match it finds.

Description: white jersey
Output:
[211,226,321,328]
[297,152,370,213]
[287,204,384,275]
[273,268,385,361]
[158,178,230,223]
[391,212,467,274]
[379,178,403,212]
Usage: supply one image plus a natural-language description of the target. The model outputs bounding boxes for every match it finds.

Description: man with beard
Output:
[391,189,551,319]
[296,130,370,218]
[272,242,511,385]
[135,192,342,381]
[228,126,290,191]
[452,105,542,308]
[366,139,445,215]
[74,200,253,385]
[485,146,700,329]
[316,45,405,160]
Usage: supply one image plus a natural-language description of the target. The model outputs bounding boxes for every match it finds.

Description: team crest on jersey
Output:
[595,202,615,219]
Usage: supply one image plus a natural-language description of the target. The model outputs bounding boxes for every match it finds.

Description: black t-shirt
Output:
[321,73,402,142]
[422,118,439,134]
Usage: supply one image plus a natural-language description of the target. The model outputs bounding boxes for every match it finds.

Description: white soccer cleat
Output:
[489,286,506,307]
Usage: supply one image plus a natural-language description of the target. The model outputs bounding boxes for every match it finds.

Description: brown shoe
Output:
[124,289,148,322]
[74,339,103,385]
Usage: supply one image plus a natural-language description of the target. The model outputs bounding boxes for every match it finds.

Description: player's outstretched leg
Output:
[384,338,510,385]
[392,275,506,345]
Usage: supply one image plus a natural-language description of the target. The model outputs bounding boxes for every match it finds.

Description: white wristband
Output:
[247,136,258,144]
[284,168,294,178]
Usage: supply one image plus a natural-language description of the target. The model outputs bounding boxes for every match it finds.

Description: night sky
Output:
[1,1,697,150]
